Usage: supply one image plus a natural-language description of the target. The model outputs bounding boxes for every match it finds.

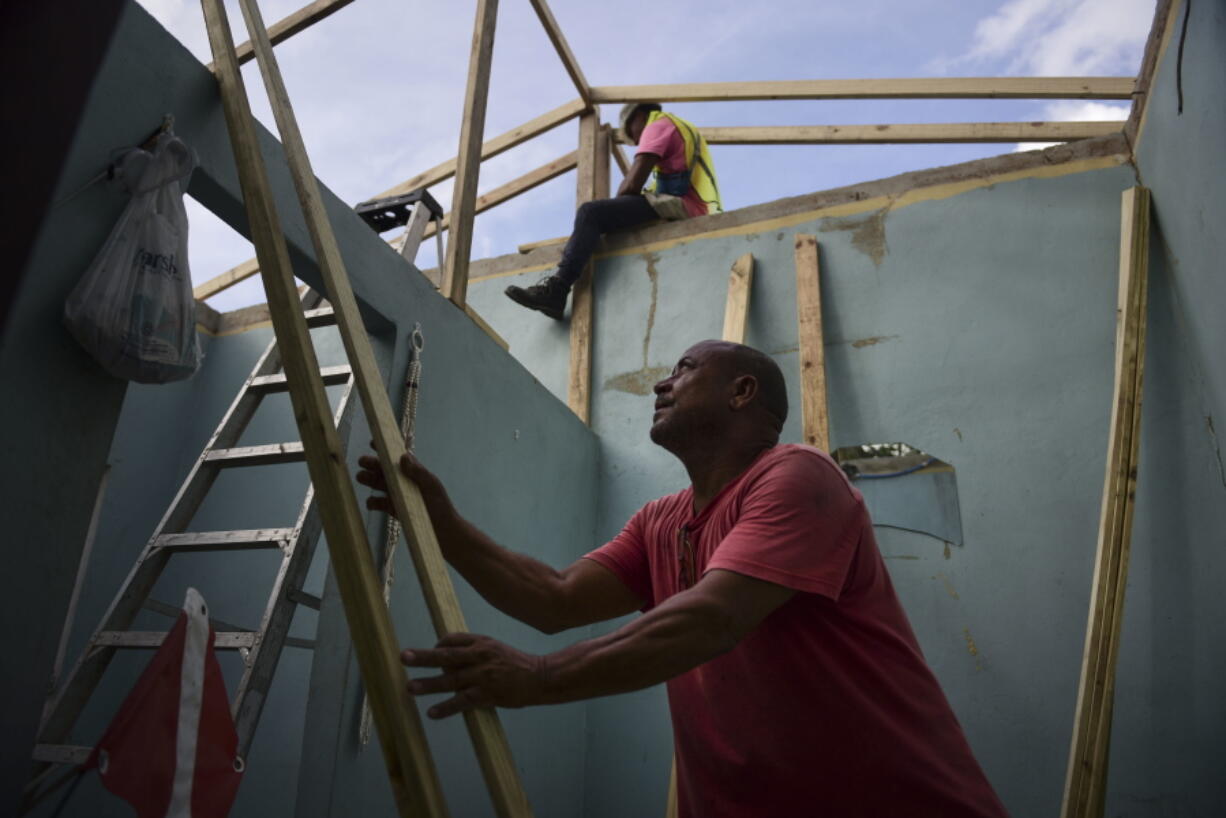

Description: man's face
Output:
[650,342,734,449]
[627,110,649,145]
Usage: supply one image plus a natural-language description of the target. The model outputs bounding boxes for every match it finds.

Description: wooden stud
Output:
[200,1,444,815]
[567,113,607,424]
[794,235,829,450]
[516,235,568,254]
[665,759,678,818]
[225,0,532,814]
[442,0,500,308]
[372,98,585,201]
[1060,187,1150,818]
[215,0,357,69]
[607,124,631,176]
[696,122,1121,145]
[527,0,592,108]
[590,77,1136,103]
[721,253,754,344]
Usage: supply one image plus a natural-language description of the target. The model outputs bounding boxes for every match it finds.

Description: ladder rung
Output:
[305,307,336,328]
[249,365,351,394]
[204,443,305,467]
[287,589,322,610]
[154,529,295,552]
[92,631,258,649]
[32,744,92,765]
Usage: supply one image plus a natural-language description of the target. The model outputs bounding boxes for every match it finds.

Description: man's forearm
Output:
[538,591,738,703]
[424,496,568,633]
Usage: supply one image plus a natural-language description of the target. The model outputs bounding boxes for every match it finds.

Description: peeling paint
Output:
[943,542,952,560]
[935,572,960,599]
[641,253,660,369]
[963,628,983,671]
[604,366,672,396]
[953,427,963,442]
[851,334,900,349]
[819,206,890,266]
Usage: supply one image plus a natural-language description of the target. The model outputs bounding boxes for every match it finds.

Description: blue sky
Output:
[138,0,1156,310]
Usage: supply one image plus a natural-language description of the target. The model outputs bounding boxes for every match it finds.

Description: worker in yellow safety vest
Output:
[505,102,722,320]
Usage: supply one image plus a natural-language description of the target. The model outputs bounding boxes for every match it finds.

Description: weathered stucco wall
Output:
[7,3,598,816]
[468,135,1222,816]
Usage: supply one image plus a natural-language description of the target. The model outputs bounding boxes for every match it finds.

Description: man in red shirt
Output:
[504,102,720,320]
[358,340,1008,817]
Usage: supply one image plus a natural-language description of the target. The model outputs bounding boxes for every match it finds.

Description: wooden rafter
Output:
[442,0,500,307]
[591,77,1135,103]
[606,124,631,175]
[1060,186,1150,818]
[527,0,592,107]
[695,122,1122,145]
[373,98,585,201]
[210,0,357,69]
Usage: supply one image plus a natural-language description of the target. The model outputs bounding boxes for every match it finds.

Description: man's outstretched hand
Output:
[403,633,549,719]
[356,449,447,518]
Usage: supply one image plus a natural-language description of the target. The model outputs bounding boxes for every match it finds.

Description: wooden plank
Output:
[217,0,357,68]
[721,253,754,344]
[194,256,261,301]
[517,235,568,254]
[442,0,500,308]
[1060,186,1150,818]
[201,2,446,815]
[374,97,585,201]
[527,0,591,107]
[420,150,578,240]
[665,759,678,818]
[231,1,530,814]
[607,124,631,175]
[794,235,829,450]
[567,113,607,424]
[590,77,1136,103]
[697,122,1121,145]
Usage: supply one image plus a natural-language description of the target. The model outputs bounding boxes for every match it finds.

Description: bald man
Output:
[358,340,1006,818]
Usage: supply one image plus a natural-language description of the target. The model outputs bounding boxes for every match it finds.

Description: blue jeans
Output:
[555,195,657,286]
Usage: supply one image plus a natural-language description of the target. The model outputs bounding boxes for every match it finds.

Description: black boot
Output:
[504,275,570,320]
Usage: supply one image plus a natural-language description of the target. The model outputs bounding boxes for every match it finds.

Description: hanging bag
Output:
[64,129,202,383]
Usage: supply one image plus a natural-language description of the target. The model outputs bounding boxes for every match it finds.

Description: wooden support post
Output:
[607,123,631,175]
[442,0,499,308]
[222,0,532,815]
[200,2,443,815]
[567,113,607,424]
[722,253,754,343]
[1060,186,1150,818]
[794,235,829,450]
[527,0,592,108]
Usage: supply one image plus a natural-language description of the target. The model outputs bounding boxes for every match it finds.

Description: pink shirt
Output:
[585,445,1007,818]
[636,117,708,218]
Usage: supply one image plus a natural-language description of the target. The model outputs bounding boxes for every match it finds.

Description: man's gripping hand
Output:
[356,449,448,519]
[403,633,549,719]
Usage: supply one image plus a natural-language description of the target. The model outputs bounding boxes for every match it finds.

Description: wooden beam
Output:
[527,0,591,107]
[210,0,357,70]
[722,253,754,344]
[228,1,531,814]
[517,235,568,254]
[567,113,608,424]
[373,97,585,201]
[698,122,1122,145]
[590,77,1136,103]
[200,2,443,815]
[1060,186,1150,818]
[794,235,829,450]
[607,124,631,175]
[194,257,261,301]
[421,150,578,239]
[442,0,499,308]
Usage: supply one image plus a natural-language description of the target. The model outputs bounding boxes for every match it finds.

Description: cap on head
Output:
[618,102,661,141]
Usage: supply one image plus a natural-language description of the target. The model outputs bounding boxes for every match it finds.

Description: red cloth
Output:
[86,589,243,817]
[636,117,708,218]
[585,444,1007,818]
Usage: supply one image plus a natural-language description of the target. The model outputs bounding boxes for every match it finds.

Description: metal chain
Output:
[360,323,424,747]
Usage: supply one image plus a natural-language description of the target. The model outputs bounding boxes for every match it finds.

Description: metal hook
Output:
[411,323,425,353]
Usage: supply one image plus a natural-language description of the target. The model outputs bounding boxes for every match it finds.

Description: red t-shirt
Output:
[585,444,1007,818]
[636,117,709,218]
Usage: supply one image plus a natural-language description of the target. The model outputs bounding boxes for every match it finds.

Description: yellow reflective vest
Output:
[644,111,723,214]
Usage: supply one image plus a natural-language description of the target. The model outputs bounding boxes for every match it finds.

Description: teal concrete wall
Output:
[5,2,598,816]
[1113,1,1226,813]
[469,139,1224,814]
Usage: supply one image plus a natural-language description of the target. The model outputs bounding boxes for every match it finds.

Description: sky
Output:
[136,0,1157,311]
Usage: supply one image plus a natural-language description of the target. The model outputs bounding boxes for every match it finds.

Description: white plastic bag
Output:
[64,129,202,383]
